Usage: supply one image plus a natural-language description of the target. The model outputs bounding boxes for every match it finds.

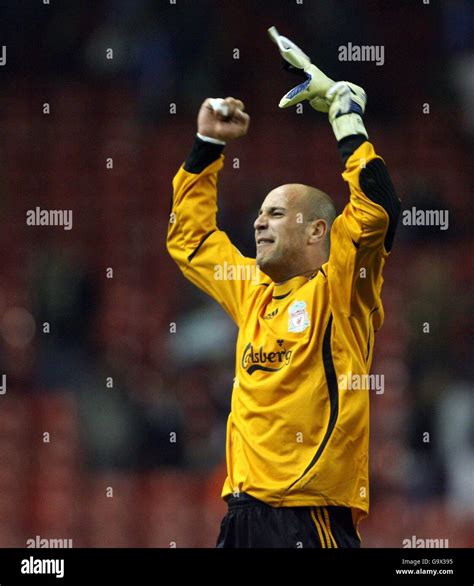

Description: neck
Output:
[275,266,320,285]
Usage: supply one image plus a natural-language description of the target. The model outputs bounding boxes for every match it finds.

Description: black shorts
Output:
[216,493,361,548]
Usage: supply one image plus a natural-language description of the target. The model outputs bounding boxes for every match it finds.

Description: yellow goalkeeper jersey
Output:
[167,140,395,526]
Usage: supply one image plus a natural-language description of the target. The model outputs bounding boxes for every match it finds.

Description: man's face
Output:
[253,186,307,280]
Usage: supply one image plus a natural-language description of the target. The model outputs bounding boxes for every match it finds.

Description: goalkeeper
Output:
[167,27,401,548]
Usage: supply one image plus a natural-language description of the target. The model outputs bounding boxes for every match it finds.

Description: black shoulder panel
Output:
[360,158,401,252]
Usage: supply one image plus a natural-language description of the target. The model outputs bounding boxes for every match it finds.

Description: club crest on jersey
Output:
[288,300,310,333]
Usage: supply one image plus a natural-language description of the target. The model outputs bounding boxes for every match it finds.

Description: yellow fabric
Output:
[167,141,391,527]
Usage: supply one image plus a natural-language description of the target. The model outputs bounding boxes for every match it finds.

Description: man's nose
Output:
[254,214,267,230]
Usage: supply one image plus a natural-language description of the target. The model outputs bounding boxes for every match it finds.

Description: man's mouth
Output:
[256,237,274,247]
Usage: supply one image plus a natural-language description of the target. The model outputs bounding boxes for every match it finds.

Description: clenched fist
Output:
[197,97,250,142]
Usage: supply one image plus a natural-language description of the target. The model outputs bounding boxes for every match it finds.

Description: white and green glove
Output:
[268,26,368,141]
[326,81,368,141]
[267,26,335,113]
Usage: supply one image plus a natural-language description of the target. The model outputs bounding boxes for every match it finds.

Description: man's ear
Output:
[307,219,327,245]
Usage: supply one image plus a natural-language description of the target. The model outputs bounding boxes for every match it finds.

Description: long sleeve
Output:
[166,139,260,326]
[326,140,401,323]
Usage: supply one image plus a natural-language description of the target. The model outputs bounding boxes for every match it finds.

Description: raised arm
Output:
[328,137,400,322]
[268,27,401,323]
[324,83,401,322]
[166,98,256,326]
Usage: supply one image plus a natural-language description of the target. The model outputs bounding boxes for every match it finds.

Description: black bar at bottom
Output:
[0,548,470,585]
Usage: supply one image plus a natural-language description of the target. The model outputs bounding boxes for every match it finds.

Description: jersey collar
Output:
[272,274,313,300]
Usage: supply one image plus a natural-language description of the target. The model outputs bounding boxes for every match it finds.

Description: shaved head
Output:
[254,183,337,283]
[286,184,337,252]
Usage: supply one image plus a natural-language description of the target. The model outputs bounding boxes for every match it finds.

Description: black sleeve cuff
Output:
[338,135,367,166]
[183,136,225,174]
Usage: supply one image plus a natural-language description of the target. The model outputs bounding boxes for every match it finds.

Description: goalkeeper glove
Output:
[267,26,335,112]
[326,81,368,141]
[268,26,368,141]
